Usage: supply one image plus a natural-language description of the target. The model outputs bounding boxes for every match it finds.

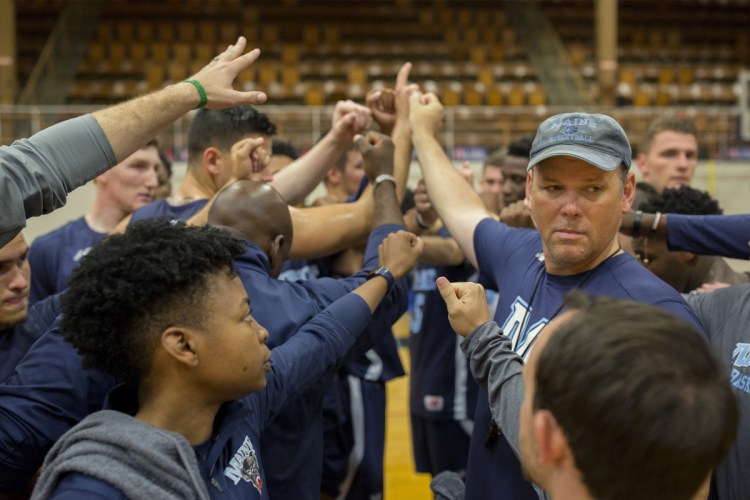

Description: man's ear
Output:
[162,327,200,367]
[268,234,286,269]
[326,167,341,185]
[203,147,223,177]
[525,172,534,210]
[533,409,569,465]
[622,172,636,212]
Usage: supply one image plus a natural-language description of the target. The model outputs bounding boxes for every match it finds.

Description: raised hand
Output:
[436,277,491,337]
[366,88,397,135]
[187,37,267,109]
[330,100,373,145]
[378,230,424,279]
[229,137,270,183]
[354,131,395,182]
[409,92,444,137]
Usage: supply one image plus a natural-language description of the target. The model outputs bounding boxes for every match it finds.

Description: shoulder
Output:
[30,218,85,249]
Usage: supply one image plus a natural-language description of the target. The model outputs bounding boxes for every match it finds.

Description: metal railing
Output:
[0,103,745,159]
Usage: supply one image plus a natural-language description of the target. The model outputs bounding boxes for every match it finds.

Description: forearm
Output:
[373,179,404,227]
[461,321,525,457]
[419,235,466,267]
[92,82,200,162]
[271,133,349,204]
[391,121,412,203]
[412,130,488,268]
[289,195,372,259]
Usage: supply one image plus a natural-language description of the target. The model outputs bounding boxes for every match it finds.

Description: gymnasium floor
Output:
[384,313,433,499]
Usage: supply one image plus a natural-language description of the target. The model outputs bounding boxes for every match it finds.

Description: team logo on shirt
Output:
[224,436,263,493]
[72,246,92,262]
[730,343,750,394]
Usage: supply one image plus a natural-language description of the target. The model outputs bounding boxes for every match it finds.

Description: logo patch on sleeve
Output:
[224,436,263,494]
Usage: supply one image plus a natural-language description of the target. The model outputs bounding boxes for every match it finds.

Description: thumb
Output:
[436,277,459,308]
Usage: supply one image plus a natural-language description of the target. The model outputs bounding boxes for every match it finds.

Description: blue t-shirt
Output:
[128,198,208,225]
[464,218,704,500]
[409,230,478,421]
[28,217,104,304]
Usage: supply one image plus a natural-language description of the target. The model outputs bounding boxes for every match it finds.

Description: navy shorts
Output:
[411,414,473,476]
[321,373,386,499]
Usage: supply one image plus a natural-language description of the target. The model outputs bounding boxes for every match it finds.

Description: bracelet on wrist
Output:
[183,79,208,109]
[373,174,396,189]
[366,265,395,291]
[651,212,662,232]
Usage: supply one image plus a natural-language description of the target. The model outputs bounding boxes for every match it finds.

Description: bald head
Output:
[208,180,293,250]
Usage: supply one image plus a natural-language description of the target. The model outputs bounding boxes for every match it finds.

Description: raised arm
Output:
[92,37,266,161]
[262,231,423,420]
[288,193,373,259]
[621,211,750,260]
[410,93,493,269]
[0,37,265,247]
[270,101,372,204]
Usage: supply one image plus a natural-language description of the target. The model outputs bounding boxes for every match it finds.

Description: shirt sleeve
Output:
[256,293,373,429]
[0,115,116,246]
[46,473,128,500]
[667,214,750,260]
[460,321,549,499]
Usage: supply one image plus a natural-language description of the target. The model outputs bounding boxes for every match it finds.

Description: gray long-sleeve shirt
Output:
[0,114,116,246]
[460,321,548,499]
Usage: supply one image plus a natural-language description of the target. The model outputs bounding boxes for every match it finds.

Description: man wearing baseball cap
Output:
[408,97,704,500]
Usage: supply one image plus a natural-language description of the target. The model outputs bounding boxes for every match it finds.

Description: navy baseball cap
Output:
[527,113,632,172]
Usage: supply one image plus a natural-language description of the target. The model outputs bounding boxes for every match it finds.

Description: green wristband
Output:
[183,79,208,109]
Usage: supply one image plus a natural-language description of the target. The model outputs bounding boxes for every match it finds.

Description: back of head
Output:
[639,115,697,155]
[638,185,723,215]
[507,137,532,159]
[187,106,277,162]
[534,292,738,500]
[207,180,293,248]
[483,150,505,169]
[271,139,300,161]
[61,220,247,386]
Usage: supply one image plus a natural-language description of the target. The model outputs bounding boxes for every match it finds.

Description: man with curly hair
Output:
[31,219,422,498]
[633,185,749,292]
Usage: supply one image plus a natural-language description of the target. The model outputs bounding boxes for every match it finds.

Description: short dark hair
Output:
[187,106,277,165]
[483,151,505,169]
[534,292,738,500]
[61,219,247,386]
[272,139,299,160]
[507,137,532,158]
[638,185,723,215]
[157,147,172,177]
[639,115,697,154]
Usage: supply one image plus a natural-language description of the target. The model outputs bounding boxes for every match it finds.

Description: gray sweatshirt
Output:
[460,321,548,499]
[0,114,116,246]
[32,409,210,499]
